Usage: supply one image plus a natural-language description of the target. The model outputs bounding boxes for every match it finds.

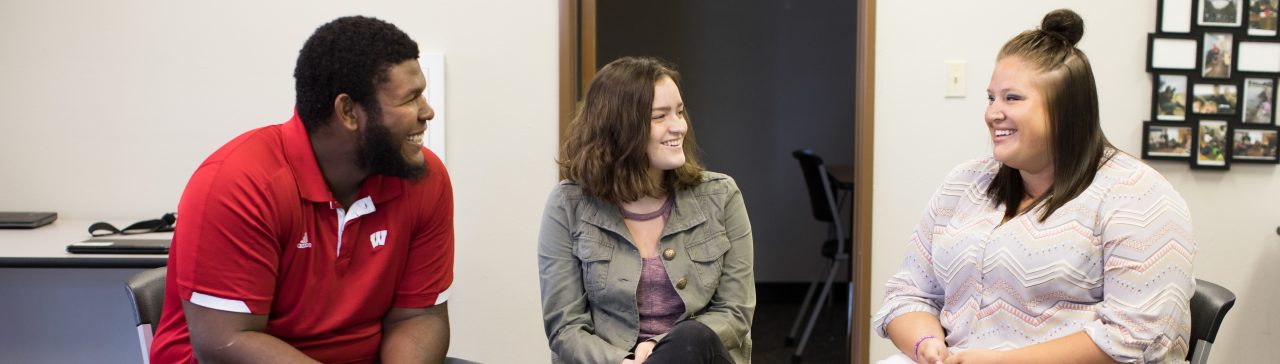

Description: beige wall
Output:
[5,0,1277,362]
[872,0,1280,362]
[0,0,557,362]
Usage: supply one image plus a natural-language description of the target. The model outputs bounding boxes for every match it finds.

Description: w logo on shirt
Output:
[370,230,387,249]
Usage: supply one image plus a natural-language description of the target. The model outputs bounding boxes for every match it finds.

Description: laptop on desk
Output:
[0,212,57,229]
[67,237,170,254]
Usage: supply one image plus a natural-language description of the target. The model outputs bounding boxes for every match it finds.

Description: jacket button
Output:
[663,248,676,260]
[676,277,688,290]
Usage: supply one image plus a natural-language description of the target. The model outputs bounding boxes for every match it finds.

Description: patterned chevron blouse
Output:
[873,153,1195,363]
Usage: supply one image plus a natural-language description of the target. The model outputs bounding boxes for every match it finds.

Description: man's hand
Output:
[915,337,949,364]
[633,340,657,363]
[943,348,1005,364]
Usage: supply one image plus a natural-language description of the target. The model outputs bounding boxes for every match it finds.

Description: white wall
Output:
[872,1,1280,362]
[0,0,557,362]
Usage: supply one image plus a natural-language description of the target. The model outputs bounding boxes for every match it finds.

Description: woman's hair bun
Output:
[1040,9,1084,46]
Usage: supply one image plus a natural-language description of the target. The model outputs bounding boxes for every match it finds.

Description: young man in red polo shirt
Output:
[150,16,453,363]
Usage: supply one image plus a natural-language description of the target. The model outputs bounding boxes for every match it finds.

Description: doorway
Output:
[560,1,876,362]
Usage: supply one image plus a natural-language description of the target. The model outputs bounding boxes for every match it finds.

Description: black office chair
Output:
[785,149,853,362]
[125,266,168,364]
[124,266,478,363]
[1187,279,1235,364]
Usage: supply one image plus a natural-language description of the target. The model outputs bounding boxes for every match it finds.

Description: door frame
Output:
[559,1,875,362]
[851,1,875,362]
[558,0,596,139]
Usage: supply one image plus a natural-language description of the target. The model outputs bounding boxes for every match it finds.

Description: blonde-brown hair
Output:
[558,57,705,204]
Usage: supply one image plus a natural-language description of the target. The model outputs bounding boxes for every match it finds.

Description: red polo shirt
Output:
[150,113,454,363]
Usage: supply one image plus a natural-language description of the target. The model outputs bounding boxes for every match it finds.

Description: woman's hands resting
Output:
[915,336,949,364]
[621,340,657,364]
[941,348,1007,364]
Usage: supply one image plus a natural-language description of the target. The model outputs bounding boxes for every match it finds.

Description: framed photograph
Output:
[1231,126,1279,162]
[1143,122,1196,160]
[1248,0,1279,36]
[1162,0,1196,33]
[1154,74,1190,121]
[1148,34,1200,71]
[1200,0,1245,27]
[1192,83,1240,114]
[1194,119,1232,169]
[1201,32,1234,78]
[1242,78,1276,124]
[1237,41,1280,73]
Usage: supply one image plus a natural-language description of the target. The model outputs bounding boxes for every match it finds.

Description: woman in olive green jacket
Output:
[538,57,755,364]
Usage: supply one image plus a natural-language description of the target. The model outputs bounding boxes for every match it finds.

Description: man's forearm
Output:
[183,301,319,364]
[381,305,450,363]
[193,330,318,364]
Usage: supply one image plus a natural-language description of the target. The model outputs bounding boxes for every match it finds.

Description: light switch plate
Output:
[945,60,966,98]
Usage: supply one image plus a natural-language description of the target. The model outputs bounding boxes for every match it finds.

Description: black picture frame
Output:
[1241,77,1277,125]
[1154,73,1193,121]
[1246,0,1279,37]
[1193,119,1232,169]
[1191,82,1240,115]
[1199,0,1245,28]
[1230,125,1280,163]
[1148,33,1201,72]
[1147,0,1278,172]
[1160,0,1196,34]
[1236,40,1280,73]
[1201,32,1236,78]
[1143,121,1196,161]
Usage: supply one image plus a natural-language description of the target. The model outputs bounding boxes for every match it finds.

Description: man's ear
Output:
[334,94,362,132]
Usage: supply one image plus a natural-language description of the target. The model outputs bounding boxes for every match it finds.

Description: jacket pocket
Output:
[687,232,731,290]
[573,229,615,296]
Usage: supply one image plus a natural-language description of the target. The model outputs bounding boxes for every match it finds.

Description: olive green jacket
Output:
[538,172,755,364]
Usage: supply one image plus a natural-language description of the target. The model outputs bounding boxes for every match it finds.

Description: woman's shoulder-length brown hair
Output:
[989,9,1116,222]
[557,56,705,205]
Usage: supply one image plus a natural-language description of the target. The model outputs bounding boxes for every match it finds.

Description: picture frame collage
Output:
[1146,0,1279,169]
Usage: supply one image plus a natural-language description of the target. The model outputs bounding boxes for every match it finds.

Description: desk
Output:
[0,219,168,268]
[826,164,854,189]
[0,219,168,363]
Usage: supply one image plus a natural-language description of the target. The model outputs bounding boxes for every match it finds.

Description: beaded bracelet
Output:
[913,335,936,362]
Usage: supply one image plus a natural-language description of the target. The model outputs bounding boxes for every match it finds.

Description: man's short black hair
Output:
[294,16,419,132]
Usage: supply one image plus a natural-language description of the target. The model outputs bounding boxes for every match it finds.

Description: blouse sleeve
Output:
[871,168,967,338]
[1083,168,1195,363]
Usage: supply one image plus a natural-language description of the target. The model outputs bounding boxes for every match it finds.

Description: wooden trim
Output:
[579,0,597,99]
[558,0,578,139]
[852,0,875,363]
[559,0,597,146]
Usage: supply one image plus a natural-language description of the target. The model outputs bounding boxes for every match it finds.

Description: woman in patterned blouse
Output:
[874,9,1195,364]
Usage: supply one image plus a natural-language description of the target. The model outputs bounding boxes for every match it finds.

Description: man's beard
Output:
[356,112,426,181]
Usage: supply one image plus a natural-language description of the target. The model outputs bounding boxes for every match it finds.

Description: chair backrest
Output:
[792,149,839,223]
[125,266,167,364]
[1187,278,1236,364]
